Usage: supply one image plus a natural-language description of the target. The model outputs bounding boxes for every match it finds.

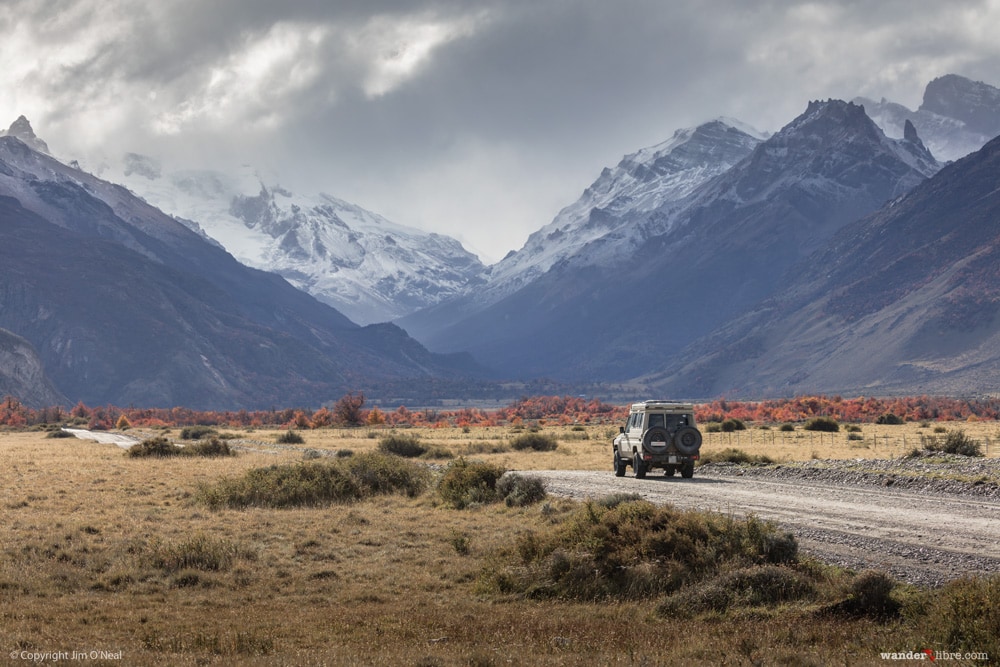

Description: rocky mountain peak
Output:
[3,115,50,154]
[920,74,1000,137]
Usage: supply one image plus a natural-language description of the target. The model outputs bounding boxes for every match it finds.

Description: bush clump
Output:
[46,429,76,439]
[496,474,547,507]
[823,570,900,619]
[779,424,795,432]
[875,413,905,425]
[185,437,234,457]
[720,418,747,432]
[180,425,219,440]
[437,458,507,509]
[276,430,305,445]
[905,575,1000,657]
[803,417,840,432]
[477,498,798,600]
[197,452,429,509]
[510,432,558,452]
[378,433,426,458]
[127,436,233,458]
[128,437,183,458]
[658,565,816,617]
[920,429,983,457]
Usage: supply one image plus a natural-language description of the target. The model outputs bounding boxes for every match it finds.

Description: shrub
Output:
[658,565,816,617]
[875,413,905,425]
[920,430,983,457]
[276,430,305,445]
[477,499,798,601]
[846,424,862,433]
[496,474,547,507]
[779,424,795,432]
[45,429,75,439]
[510,432,558,451]
[180,425,219,440]
[699,448,774,465]
[803,417,840,432]
[197,453,428,509]
[906,575,1000,657]
[128,436,233,458]
[437,458,507,509]
[720,418,746,432]
[128,437,182,458]
[824,570,900,619]
[378,433,426,457]
[185,437,234,457]
[704,422,722,433]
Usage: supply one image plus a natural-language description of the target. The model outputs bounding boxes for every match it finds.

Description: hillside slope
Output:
[647,134,1000,397]
[0,135,481,408]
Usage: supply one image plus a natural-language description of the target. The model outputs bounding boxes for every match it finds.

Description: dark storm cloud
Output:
[3,0,999,260]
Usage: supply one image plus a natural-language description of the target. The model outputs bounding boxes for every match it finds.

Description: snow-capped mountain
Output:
[101,159,486,325]
[854,74,1000,162]
[0,115,50,154]
[485,118,768,299]
[406,100,941,381]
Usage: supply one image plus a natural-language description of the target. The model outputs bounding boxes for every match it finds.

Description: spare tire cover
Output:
[673,427,702,455]
[642,427,670,452]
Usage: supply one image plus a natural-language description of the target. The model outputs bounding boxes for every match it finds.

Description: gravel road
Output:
[525,460,1000,586]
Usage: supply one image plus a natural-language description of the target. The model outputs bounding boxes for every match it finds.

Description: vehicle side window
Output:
[629,413,643,431]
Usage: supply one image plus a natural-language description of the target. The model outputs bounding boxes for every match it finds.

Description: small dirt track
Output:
[525,468,1000,585]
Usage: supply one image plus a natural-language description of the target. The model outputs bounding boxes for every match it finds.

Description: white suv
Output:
[613,401,702,479]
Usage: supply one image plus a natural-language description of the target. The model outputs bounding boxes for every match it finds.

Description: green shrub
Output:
[128,436,233,458]
[276,430,305,445]
[704,422,722,433]
[875,413,905,425]
[779,424,795,432]
[128,437,182,458]
[496,474,547,507]
[197,453,428,509]
[803,417,839,432]
[920,430,983,457]
[906,575,1000,657]
[378,433,426,458]
[185,437,234,457]
[658,565,816,617]
[847,433,864,441]
[510,432,558,451]
[824,570,900,619]
[45,429,75,439]
[720,418,746,432]
[698,448,774,465]
[477,499,798,601]
[846,424,862,433]
[180,425,219,440]
[437,458,506,509]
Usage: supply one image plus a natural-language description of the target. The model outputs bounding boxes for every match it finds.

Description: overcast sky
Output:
[3,0,999,263]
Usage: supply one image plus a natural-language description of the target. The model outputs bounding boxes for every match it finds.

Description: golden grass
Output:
[0,424,996,664]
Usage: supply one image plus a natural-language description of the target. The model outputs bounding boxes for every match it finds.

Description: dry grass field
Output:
[1,422,997,665]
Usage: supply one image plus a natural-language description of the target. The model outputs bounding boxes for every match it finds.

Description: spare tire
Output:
[642,427,670,452]
[673,426,702,455]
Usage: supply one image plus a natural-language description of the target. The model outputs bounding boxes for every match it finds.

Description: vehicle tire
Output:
[613,450,626,477]
[680,460,695,478]
[633,452,647,479]
[664,465,676,477]
[642,427,670,451]
[673,427,702,456]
